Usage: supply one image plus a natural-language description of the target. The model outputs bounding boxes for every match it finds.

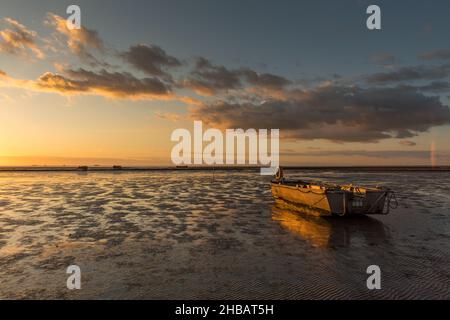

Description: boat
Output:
[271,167,397,216]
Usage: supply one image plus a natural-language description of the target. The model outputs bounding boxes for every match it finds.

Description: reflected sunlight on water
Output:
[272,204,388,248]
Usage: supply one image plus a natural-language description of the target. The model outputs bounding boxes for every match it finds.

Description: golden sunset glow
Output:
[1,3,450,167]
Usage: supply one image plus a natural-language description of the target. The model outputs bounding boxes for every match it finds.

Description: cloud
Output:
[45,13,105,66]
[382,82,450,94]
[282,149,433,159]
[2,15,450,148]
[0,67,172,100]
[370,53,396,66]
[416,81,450,93]
[419,49,450,61]
[0,18,44,59]
[366,65,450,83]
[154,111,183,122]
[183,57,290,95]
[379,82,450,94]
[240,68,291,89]
[0,92,14,103]
[121,44,181,79]
[34,68,172,99]
[190,84,450,143]
[183,58,243,95]
[1,67,202,103]
[399,140,417,147]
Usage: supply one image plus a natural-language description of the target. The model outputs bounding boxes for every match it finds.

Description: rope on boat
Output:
[295,186,326,195]
[388,190,398,210]
[382,190,398,214]
[309,195,327,208]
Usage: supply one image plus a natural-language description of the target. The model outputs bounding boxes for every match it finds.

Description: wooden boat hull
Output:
[271,181,390,216]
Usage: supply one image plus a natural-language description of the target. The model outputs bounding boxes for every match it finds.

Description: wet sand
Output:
[0,170,448,299]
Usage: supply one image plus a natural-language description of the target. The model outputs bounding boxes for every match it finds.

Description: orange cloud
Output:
[45,13,105,65]
[36,68,173,99]
[0,18,44,59]
[399,140,417,147]
[154,111,184,122]
[0,68,200,103]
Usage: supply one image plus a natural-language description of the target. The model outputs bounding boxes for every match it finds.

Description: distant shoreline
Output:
[0,166,449,172]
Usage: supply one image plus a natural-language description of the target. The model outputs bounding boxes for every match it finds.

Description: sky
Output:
[1,0,450,166]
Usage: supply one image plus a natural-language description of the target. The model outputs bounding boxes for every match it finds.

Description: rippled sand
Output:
[0,170,448,299]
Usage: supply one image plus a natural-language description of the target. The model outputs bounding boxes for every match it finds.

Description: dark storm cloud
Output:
[36,68,171,98]
[190,85,450,143]
[366,65,450,83]
[183,58,290,95]
[121,44,181,79]
[419,49,450,61]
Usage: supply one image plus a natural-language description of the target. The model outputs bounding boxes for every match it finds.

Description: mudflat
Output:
[0,170,448,299]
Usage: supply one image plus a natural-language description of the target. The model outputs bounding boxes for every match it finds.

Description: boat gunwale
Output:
[271,180,386,194]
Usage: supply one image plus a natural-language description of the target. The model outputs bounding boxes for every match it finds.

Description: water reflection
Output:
[271,202,389,248]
